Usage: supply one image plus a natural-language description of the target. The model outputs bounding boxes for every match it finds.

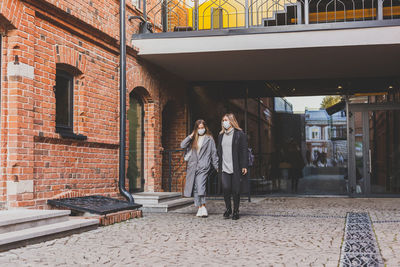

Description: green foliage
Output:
[320,96,342,109]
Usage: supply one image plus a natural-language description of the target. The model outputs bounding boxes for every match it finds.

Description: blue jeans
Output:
[193,179,206,207]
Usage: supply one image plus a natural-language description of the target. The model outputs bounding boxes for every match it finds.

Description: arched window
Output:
[55,69,74,133]
[127,91,145,192]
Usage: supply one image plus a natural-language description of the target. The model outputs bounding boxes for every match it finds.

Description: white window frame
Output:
[311,126,320,140]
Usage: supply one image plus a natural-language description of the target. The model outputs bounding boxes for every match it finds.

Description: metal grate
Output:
[48,195,142,215]
[339,212,384,267]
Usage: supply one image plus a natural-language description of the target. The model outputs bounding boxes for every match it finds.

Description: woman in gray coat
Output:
[181,119,218,218]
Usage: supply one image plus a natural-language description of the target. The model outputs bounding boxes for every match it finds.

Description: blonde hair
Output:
[191,119,212,150]
[220,113,242,134]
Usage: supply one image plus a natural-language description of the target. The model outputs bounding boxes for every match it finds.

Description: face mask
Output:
[223,121,231,130]
[198,128,206,136]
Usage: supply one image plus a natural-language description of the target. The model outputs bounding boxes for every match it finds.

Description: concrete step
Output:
[0,209,71,234]
[141,198,194,213]
[0,218,99,252]
[132,192,182,205]
[140,197,194,213]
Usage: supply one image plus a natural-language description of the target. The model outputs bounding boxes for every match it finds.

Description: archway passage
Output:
[127,91,145,192]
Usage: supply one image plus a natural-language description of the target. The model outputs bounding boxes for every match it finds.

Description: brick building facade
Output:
[0,0,188,209]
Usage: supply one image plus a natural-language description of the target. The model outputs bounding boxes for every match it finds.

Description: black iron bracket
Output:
[129,16,153,34]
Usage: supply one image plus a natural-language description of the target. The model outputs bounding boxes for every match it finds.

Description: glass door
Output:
[348,103,400,196]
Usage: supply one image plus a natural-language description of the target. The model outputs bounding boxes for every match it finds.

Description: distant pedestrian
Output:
[286,139,305,193]
[181,119,218,218]
[217,113,248,220]
[306,149,311,166]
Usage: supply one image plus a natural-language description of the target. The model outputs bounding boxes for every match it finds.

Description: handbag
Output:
[184,148,192,161]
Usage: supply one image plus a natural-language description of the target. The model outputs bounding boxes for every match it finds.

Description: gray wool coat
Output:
[180,135,218,197]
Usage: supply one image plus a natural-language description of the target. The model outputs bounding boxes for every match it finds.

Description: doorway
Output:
[188,87,350,196]
[127,92,145,192]
[348,102,400,196]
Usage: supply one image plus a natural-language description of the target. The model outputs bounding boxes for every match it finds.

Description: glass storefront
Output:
[349,102,400,196]
[186,87,400,197]
[271,99,348,195]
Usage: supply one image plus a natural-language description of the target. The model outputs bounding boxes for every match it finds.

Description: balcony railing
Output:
[138,0,400,33]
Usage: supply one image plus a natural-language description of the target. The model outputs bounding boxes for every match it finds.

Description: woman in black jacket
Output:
[217,113,248,220]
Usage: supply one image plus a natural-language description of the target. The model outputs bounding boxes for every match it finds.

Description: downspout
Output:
[119,0,135,203]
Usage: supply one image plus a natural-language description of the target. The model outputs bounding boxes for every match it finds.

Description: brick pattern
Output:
[167,0,190,31]
[98,210,142,226]
[23,0,161,40]
[161,101,187,192]
[0,0,23,30]
[2,4,38,207]
[0,1,188,208]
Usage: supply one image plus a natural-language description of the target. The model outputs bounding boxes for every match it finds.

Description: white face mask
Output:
[198,128,206,136]
[222,120,231,130]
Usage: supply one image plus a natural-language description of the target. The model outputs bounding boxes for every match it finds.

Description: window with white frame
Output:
[311,127,320,140]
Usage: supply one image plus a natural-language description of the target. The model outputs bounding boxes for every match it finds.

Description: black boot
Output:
[223,195,232,219]
[232,194,240,220]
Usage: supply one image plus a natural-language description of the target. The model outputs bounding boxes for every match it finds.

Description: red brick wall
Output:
[22,0,162,38]
[167,0,190,31]
[0,0,23,30]
[0,0,187,208]
[161,100,187,193]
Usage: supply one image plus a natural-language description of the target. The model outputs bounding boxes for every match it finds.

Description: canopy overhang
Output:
[132,21,400,96]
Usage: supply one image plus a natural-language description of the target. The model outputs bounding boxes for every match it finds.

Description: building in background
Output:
[305,109,347,167]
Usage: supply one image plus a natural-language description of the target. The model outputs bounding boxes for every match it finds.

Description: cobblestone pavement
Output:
[1,197,399,266]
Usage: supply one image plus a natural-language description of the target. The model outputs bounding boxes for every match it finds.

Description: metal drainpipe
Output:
[119,0,135,203]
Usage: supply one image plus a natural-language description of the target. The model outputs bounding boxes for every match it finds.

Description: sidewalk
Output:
[0,197,399,266]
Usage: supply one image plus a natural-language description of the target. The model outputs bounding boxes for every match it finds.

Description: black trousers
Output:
[222,172,240,211]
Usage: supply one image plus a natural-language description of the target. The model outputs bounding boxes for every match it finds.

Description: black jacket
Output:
[217,129,249,194]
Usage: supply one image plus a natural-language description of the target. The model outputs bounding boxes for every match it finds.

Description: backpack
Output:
[248,148,255,167]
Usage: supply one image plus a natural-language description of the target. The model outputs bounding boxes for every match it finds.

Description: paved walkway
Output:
[0,197,399,266]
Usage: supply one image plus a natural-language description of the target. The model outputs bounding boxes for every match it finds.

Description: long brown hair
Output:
[191,119,211,150]
[220,113,242,134]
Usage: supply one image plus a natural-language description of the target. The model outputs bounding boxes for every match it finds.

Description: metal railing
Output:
[162,149,186,192]
[248,153,274,195]
[139,0,400,32]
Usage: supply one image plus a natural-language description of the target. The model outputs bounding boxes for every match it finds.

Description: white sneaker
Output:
[201,206,208,218]
[196,208,202,217]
